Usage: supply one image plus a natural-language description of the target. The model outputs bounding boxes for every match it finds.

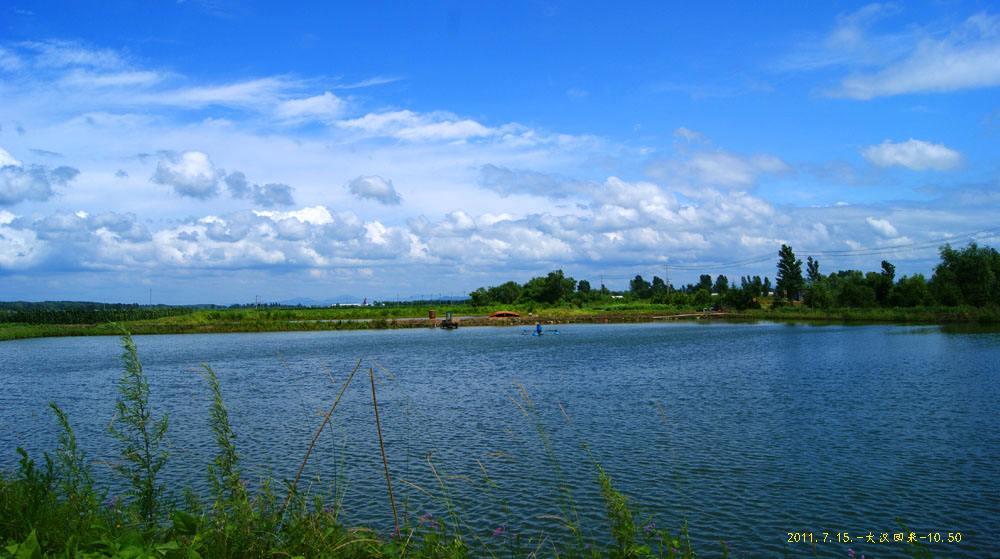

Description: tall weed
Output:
[108,332,169,534]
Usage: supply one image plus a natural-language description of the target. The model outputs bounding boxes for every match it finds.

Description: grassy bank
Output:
[1,333,713,558]
[2,302,999,341]
[738,305,1000,325]
[0,303,695,341]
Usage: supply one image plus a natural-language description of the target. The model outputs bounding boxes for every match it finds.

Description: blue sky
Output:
[1,1,998,303]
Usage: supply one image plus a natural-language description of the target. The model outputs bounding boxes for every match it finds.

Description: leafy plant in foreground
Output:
[50,402,99,536]
[108,332,169,535]
[598,464,699,559]
[202,365,245,514]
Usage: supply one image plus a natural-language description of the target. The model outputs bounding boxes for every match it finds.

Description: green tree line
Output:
[468,242,1000,311]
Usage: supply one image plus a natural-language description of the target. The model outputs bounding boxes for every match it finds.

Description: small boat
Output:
[490,310,520,318]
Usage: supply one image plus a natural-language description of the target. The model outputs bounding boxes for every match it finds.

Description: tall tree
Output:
[880,260,896,282]
[870,260,896,306]
[697,274,713,292]
[650,276,667,293]
[775,244,804,301]
[806,256,821,284]
[630,275,651,298]
[804,257,831,308]
[712,274,729,294]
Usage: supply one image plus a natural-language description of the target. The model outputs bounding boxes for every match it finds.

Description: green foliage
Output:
[712,275,728,294]
[828,271,877,308]
[200,366,245,517]
[803,258,832,309]
[0,449,55,544]
[806,256,821,284]
[721,287,760,310]
[931,242,1000,307]
[630,275,652,298]
[109,333,169,535]
[470,272,579,306]
[597,465,696,559]
[890,274,931,307]
[775,244,804,302]
[691,289,711,307]
[598,465,639,556]
[697,275,712,293]
[521,270,576,304]
[49,403,98,529]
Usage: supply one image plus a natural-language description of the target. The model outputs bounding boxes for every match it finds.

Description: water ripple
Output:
[1,323,997,557]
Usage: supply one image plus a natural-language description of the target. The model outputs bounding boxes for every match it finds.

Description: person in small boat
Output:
[535,321,543,335]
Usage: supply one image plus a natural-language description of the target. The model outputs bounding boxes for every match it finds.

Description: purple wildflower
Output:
[492,524,507,537]
[643,522,656,536]
[419,512,440,529]
[847,549,856,559]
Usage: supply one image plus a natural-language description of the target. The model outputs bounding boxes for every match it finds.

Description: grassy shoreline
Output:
[2,304,998,341]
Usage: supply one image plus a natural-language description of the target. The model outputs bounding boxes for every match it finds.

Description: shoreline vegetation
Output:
[2,304,999,342]
[3,241,999,342]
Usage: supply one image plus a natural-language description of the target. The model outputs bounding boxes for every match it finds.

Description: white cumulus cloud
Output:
[151,151,222,198]
[866,216,899,237]
[650,150,790,188]
[862,139,961,171]
[0,163,79,206]
[347,175,402,205]
[0,147,22,167]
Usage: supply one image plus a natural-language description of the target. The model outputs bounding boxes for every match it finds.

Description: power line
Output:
[662,226,1000,272]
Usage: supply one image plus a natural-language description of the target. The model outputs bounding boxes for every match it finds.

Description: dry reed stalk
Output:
[557,402,572,423]
[398,478,434,498]
[370,366,400,536]
[281,357,362,517]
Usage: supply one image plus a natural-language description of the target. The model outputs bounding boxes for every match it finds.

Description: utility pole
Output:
[664,263,670,292]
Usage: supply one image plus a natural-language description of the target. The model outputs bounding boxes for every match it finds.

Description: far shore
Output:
[2,305,998,341]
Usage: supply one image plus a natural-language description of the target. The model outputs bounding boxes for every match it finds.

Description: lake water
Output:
[1,322,997,557]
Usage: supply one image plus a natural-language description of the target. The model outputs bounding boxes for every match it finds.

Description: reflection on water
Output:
[1,322,997,557]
